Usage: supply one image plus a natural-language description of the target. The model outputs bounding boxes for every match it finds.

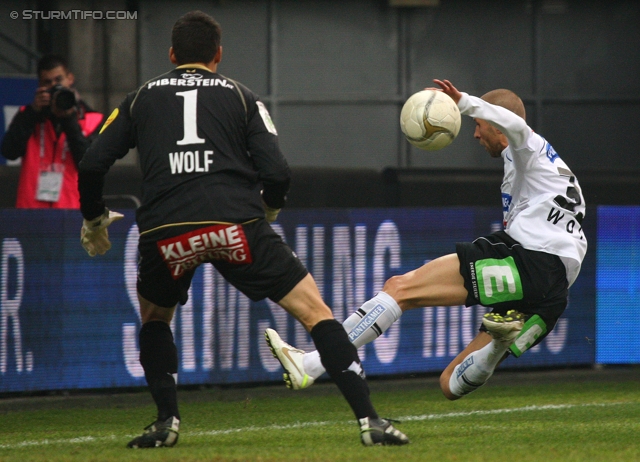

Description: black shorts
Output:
[137,219,308,307]
[456,231,568,336]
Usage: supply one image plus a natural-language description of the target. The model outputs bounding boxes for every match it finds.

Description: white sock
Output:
[302,350,325,380]
[343,291,403,348]
[448,339,509,397]
[303,292,403,380]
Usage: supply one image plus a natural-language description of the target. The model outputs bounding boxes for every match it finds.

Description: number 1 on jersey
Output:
[176,89,205,145]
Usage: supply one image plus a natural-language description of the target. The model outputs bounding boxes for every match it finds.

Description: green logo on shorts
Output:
[474,257,523,305]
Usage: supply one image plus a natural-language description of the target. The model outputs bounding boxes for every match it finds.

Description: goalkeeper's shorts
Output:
[137,219,308,307]
[456,231,568,336]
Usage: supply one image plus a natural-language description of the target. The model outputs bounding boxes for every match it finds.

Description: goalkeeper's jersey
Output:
[79,64,290,233]
[458,93,587,287]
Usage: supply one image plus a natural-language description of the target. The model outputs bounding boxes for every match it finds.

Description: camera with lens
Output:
[48,85,77,112]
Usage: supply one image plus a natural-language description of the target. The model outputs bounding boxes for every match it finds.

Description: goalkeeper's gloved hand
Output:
[262,199,281,223]
[80,209,124,257]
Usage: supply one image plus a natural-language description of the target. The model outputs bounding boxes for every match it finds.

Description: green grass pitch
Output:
[1,367,639,461]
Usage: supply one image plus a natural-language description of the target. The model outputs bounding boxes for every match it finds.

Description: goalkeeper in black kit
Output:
[77,10,408,448]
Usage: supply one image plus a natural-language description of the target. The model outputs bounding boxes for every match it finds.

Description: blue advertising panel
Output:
[0,207,596,393]
[596,206,640,363]
[0,76,39,165]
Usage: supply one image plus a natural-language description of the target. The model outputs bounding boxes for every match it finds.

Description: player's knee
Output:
[440,370,456,400]
[141,307,175,324]
[439,371,459,401]
[139,293,176,324]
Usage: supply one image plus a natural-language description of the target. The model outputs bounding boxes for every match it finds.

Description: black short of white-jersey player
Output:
[267,79,587,404]
[77,10,408,448]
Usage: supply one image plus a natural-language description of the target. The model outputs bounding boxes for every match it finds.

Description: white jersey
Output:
[457,93,587,287]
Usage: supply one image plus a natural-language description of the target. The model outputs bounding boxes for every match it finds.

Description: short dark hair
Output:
[171,11,221,65]
[37,54,69,75]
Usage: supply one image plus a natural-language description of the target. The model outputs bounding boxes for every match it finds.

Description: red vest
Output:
[15,110,103,209]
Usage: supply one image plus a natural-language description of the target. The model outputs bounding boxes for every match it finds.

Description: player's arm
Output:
[78,93,136,220]
[458,93,530,149]
[433,79,530,150]
[77,93,135,256]
[243,90,291,221]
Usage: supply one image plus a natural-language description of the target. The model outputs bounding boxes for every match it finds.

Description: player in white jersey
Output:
[265,79,587,401]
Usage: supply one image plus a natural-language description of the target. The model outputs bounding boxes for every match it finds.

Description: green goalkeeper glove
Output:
[80,209,124,257]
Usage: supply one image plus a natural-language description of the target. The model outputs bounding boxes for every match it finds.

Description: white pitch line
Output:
[0,435,119,449]
[0,401,629,450]
[397,402,626,422]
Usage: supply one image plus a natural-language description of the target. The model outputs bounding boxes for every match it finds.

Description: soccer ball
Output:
[400,90,461,151]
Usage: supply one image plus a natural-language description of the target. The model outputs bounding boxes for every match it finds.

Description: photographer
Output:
[1,54,103,208]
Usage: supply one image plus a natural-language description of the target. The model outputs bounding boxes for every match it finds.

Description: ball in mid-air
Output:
[400,90,461,151]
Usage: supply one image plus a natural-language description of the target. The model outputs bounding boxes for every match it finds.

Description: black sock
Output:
[310,319,378,420]
[139,321,180,421]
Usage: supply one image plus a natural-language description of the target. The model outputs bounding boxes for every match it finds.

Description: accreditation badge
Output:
[36,170,64,202]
